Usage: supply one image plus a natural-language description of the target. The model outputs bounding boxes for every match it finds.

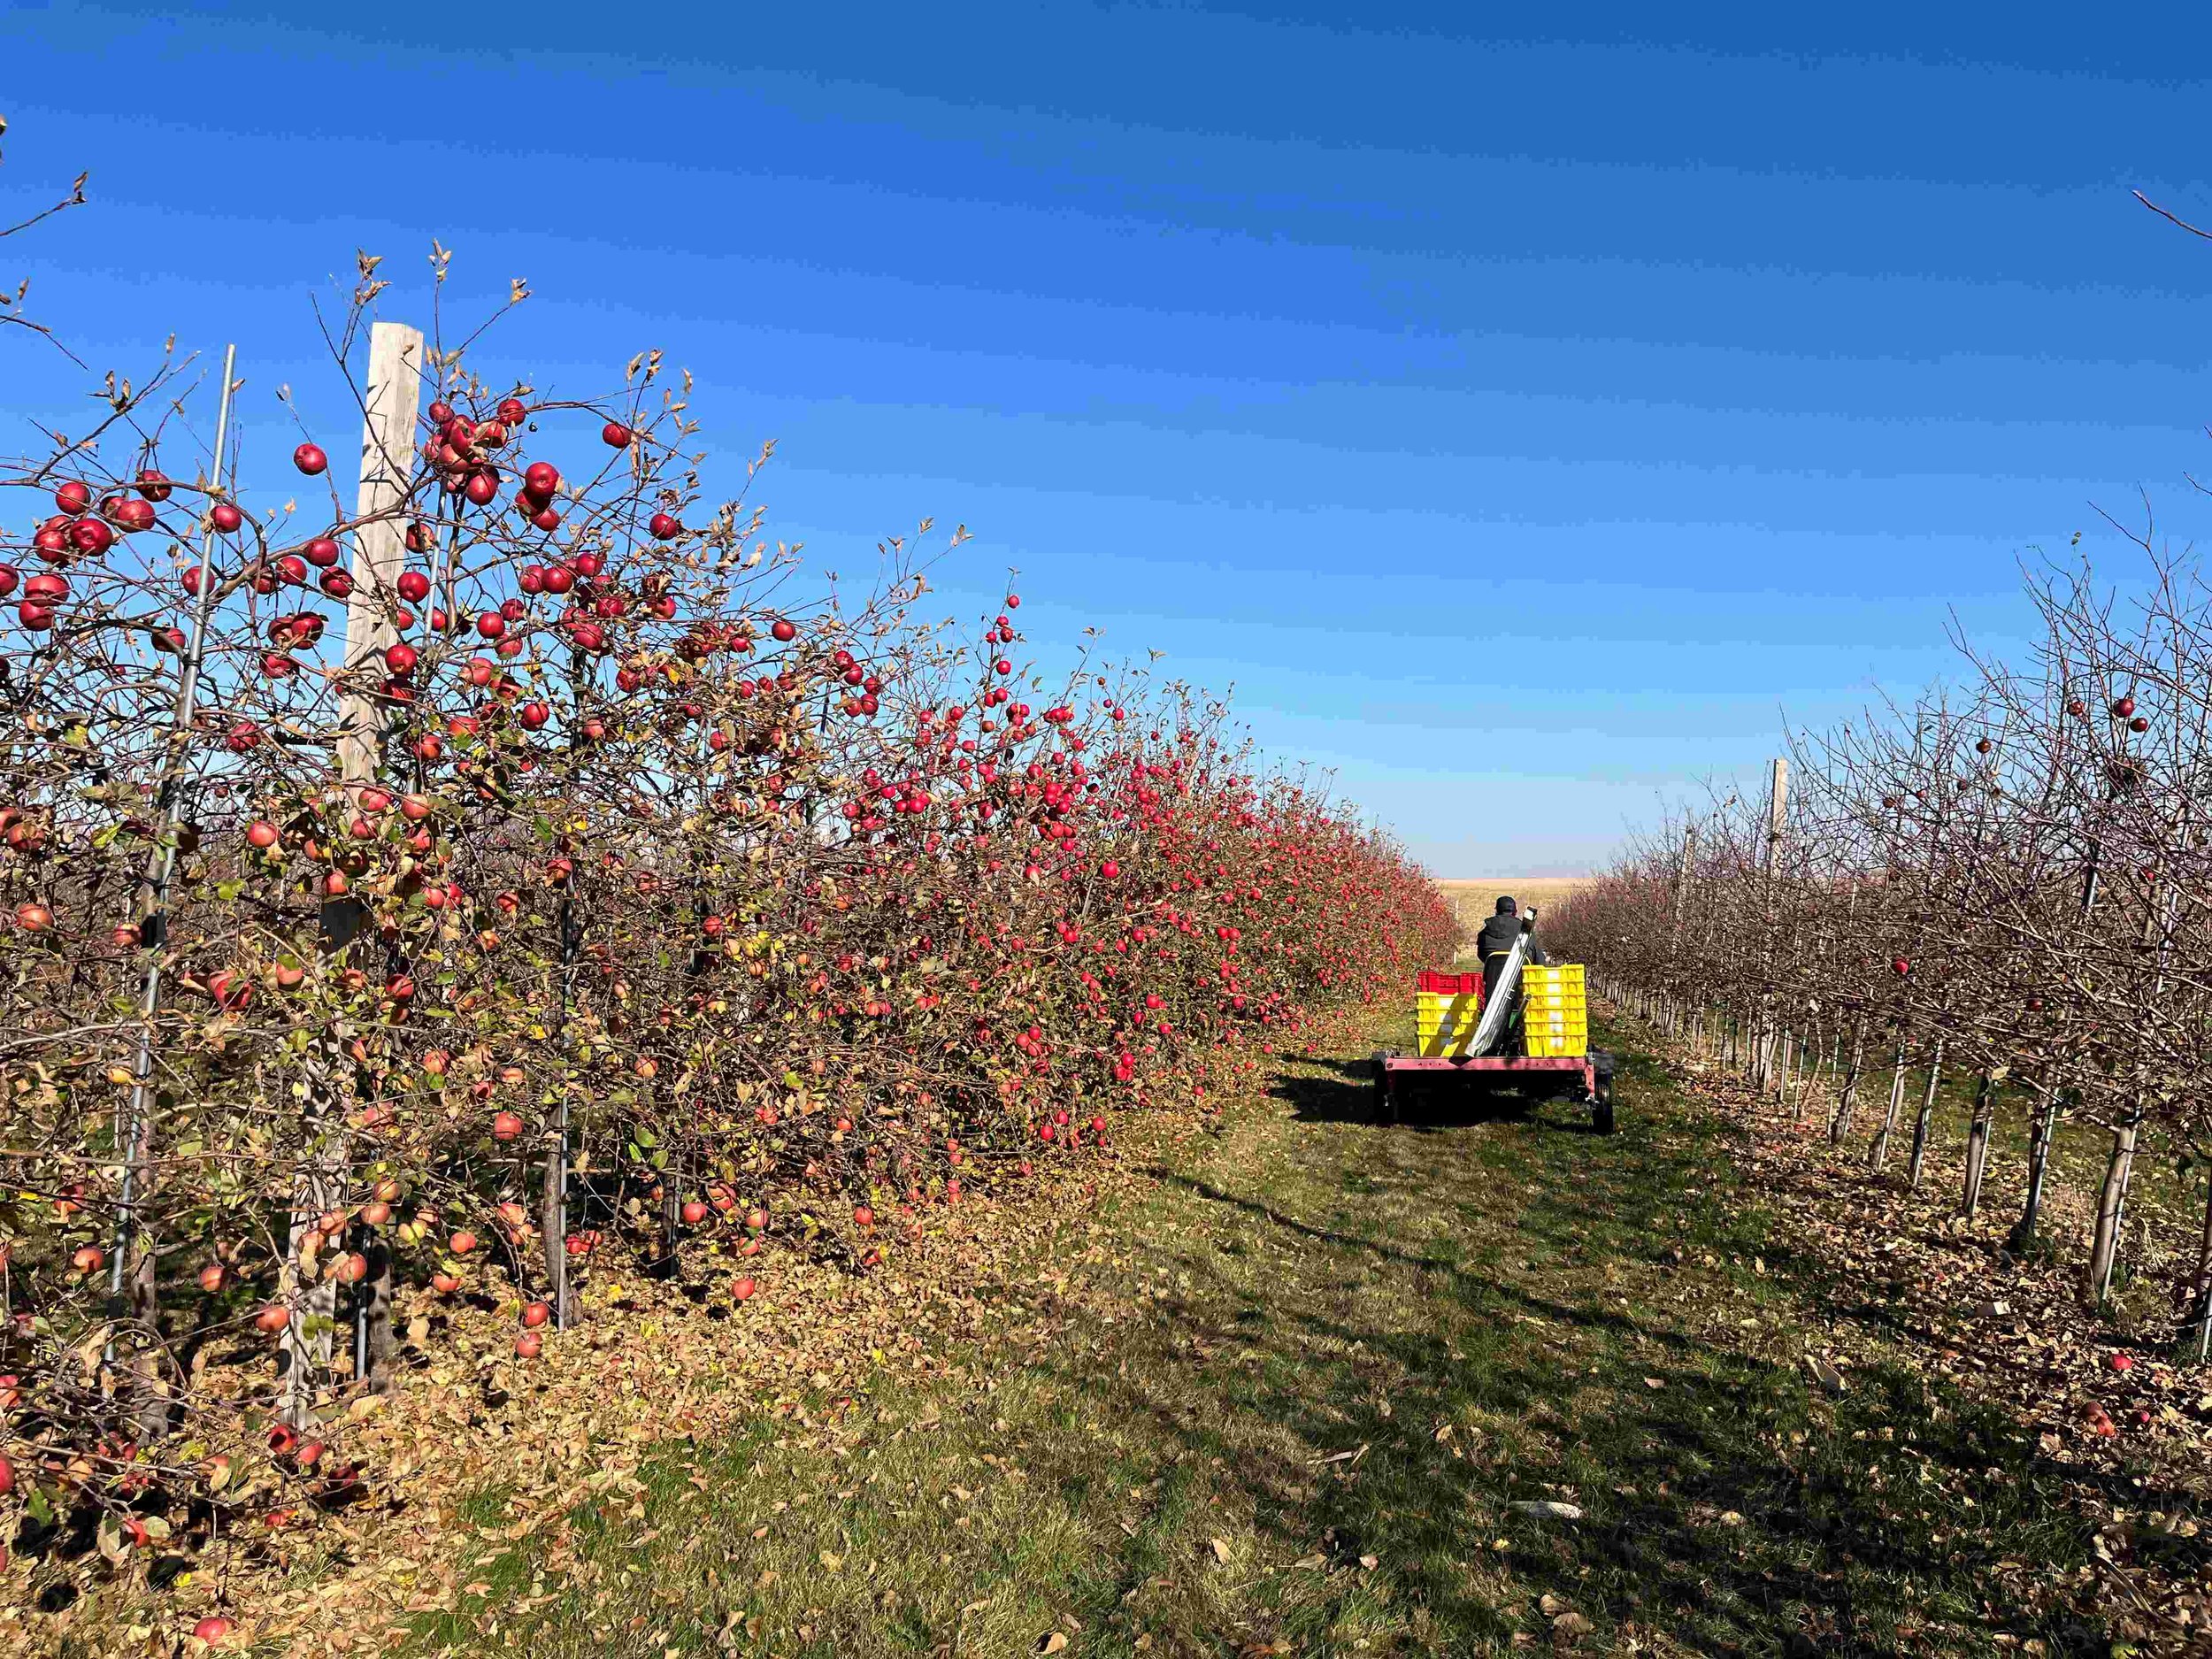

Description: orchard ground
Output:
[372,997,2186,1659]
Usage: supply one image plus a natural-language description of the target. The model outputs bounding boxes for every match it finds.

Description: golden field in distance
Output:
[1433,876,1594,944]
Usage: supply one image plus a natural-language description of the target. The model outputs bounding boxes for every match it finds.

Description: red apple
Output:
[293,442,328,476]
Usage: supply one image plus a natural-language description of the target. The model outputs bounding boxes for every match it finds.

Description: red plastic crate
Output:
[1416,969,1483,996]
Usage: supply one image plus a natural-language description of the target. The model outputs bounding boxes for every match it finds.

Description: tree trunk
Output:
[1830,1014,1868,1147]
[283,1059,346,1429]
[1905,1038,1946,1192]
[541,890,580,1326]
[2008,1083,2060,1255]
[2191,1168,2212,1363]
[124,1206,167,1442]
[1868,1035,1909,1174]
[358,1225,396,1393]
[1960,1068,1996,1223]
[2089,1108,2141,1304]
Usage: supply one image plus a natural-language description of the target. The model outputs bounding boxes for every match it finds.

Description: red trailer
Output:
[1378,958,1616,1131]
[1371,1048,1616,1133]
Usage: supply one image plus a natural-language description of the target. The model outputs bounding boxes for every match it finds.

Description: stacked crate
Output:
[1519,964,1587,1057]
[1414,969,1483,1057]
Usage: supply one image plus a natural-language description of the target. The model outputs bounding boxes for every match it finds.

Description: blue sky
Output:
[8,3,2212,873]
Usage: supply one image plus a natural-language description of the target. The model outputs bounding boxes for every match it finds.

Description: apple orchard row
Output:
[0,285,1459,1591]
[1549,553,2212,1334]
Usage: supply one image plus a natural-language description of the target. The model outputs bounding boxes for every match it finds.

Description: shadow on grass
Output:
[1080,1057,2113,1653]
[1271,1065,1603,1134]
[394,1012,2128,1658]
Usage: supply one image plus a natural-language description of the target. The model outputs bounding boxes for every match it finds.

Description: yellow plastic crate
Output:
[1415,987,1481,1056]
[1518,964,1587,1057]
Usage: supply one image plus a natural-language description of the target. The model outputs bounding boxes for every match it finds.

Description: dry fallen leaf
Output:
[1510,1500,1584,1522]
[1210,1537,1233,1564]
[1038,1634,1069,1655]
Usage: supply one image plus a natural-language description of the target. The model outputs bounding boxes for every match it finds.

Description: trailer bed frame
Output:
[1372,1049,1616,1133]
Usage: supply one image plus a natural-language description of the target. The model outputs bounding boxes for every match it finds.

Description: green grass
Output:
[398,1010,2115,1657]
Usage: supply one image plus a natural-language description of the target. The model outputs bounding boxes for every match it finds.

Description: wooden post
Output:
[1752,760,1786,1091]
[288,320,421,1420]
[1764,758,1788,875]
[336,321,422,791]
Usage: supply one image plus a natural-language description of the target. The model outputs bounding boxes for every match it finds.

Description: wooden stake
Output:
[288,320,421,1419]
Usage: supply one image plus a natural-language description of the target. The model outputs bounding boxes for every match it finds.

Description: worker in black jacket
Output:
[1475,895,1547,1007]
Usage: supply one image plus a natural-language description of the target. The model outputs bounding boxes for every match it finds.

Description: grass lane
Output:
[402,1008,2106,1657]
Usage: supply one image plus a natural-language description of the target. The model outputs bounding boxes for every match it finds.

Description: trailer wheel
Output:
[1593,1076,1616,1136]
[1371,1053,1397,1126]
